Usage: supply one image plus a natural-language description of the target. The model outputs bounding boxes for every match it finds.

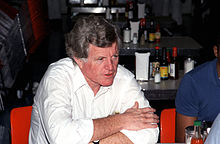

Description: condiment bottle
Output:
[191,120,204,144]
[154,67,161,84]
[155,23,161,43]
[166,49,171,78]
[140,33,145,45]
[138,18,146,44]
[128,1,133,20]
[148,19,155,43]
[151,46,160,78]
[144,19,148,42]
[125,0,129,20]
[170,46,179,79]
[133,33,138,44]
[184,57,194,74]
[123,21,131,43]
[160,47,168,80]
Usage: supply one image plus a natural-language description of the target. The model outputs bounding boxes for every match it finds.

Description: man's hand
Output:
[91,101,159,142]
[121,101,159,131]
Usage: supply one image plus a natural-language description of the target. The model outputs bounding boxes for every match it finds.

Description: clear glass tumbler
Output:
[185,126,194,144]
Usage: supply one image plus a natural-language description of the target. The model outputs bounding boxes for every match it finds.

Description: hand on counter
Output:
[121,101,159,130]
[91,101,159,143]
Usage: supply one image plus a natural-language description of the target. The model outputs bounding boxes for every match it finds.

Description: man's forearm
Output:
[100,132,133,144]
[90,104,159,142]
[91,114,124,141]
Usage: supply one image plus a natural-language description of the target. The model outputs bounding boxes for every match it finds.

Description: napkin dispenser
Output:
[135,52,150,81]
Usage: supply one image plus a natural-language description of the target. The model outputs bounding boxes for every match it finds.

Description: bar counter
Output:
[138,71,184,100]
[120,36,202,57]
[119,36,200,100]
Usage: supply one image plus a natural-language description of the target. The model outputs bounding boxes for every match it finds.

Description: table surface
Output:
[138,71,184,100]
[120,36,202,56]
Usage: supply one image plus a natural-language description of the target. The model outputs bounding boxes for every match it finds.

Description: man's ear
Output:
[73,57,83,68]
[213,46,218,57]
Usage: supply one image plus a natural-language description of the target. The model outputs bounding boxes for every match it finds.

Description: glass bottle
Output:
[140,33,145,45]
[144,18,148,42]
[138,18,146,43]
[123,21,131,43]
[160,47,168,80]
[132,0,138,19]
[155,23,161,43]
[201,120,212,143]
[151,46,160,78]
[125,0,129,20]
[170,46,179,79]
[128,1,133,21]
[166,49,171,78]
[133,33,138,44]
[191,120,204,144]
[184,57,195,74]
[148,19,155,43]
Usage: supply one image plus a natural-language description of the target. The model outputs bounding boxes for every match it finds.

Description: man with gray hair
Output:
[29,15,159,144]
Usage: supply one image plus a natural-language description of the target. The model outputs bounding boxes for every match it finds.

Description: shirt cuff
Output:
[120,128,159,144]
[76,119,94,143]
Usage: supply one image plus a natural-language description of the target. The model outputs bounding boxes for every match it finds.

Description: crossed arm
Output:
[89,102,159,144]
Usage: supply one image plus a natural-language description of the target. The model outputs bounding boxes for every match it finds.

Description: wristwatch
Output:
[93,140,99,144]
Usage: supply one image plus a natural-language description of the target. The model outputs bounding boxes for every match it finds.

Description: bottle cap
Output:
[194,120,201,126]
[155,46,159,50]
[187,57,192,61]
[156,67,160,71]
[140,18,146,27]
[173,46,177,50]
[172,47,177,57]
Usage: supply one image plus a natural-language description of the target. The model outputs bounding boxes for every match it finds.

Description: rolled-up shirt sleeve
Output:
[118,77,159,144]
[121,128,159,144]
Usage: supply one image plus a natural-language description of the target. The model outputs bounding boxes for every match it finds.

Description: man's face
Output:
[77,42,119,89]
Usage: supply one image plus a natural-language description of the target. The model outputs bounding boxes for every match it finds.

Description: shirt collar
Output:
[73,64,88,92]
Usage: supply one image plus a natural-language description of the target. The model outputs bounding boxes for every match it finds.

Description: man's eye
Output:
[113,55,119,59]
[98,57,104,61]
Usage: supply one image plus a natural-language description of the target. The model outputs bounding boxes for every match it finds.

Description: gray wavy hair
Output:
[65,15,122,64]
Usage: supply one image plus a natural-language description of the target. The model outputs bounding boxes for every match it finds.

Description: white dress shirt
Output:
[29,58,159,144]
[205,113,220,144]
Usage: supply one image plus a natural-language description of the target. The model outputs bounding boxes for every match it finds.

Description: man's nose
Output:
[105,59,113,70]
